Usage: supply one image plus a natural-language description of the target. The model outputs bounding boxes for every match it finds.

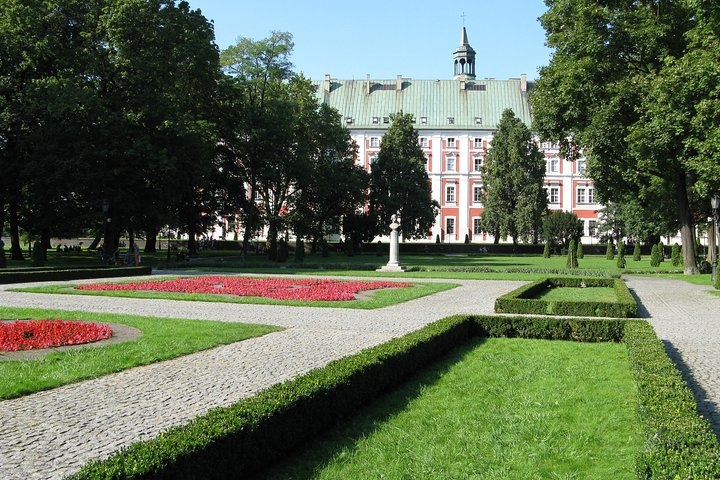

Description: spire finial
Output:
[461,12,466,27]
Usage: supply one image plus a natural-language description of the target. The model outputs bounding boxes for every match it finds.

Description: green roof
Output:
[313,77,532,130]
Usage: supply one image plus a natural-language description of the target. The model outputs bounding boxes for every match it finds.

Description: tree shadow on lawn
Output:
[253,337,487,480]
[662,340,720,442]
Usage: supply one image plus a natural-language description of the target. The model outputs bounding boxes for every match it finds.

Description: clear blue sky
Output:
[186,0,553,81]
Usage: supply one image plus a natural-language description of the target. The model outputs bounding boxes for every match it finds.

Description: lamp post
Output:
[711,193,720,284]
[102,199,111,264]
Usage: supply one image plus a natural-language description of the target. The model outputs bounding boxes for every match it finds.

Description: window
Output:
[577,186,594,204]
[446,155,456,172]
[446,184,456,203]
[448,117,455,125]
[549,157,559,173]
[446,217,455,235]
[370,137,379,148]
[473,218,482,235]
[546,186,560,204]
[372,117,379,124]
[473,185,483,203]
[589,220,597,237]
[369,155,377,165]
[473,155,483,171]
[577,188,586,204]
[419,137,428,148]
[588,188,595,203]
[420,116,428,124]
[424,154,430,170]
[474,138,483,149]
[577,159,587,174]
[383,117,390,124]
[474,117,482,125]
[345,117,353,124]
[447,137,456,148]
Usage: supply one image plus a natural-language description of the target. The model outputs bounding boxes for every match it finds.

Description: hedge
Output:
[69,314,719,479]
[0,266,151,284]
[494,277,638,317]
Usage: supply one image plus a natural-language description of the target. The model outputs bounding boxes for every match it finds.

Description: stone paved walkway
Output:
[0,274,718,479]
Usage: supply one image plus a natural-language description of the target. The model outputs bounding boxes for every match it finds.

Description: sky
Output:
[186,0,553,81]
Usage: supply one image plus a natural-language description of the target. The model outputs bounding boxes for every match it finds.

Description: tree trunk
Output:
[675,175,698,274]
[103,204,116,264]
[0,199,6,268]
[144,227,158,253]
[266,221,278,260]
[41,230,50,261]
[88,229,102,250]
[9,200,23,260]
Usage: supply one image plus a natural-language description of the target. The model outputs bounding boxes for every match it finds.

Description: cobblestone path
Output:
[624,276,720,438]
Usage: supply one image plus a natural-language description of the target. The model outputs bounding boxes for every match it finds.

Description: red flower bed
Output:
[0,319,113,352]
[76,276,412,301]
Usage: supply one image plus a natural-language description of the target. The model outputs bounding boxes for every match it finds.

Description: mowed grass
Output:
[0,307,280,400]
[534,286,618,303]
[15,278,457,309]
[260,337,641,480]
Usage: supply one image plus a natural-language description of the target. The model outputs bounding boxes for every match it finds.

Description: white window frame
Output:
[419,137,428,148]
[473,217,482,235]
[369,154,377,165]
[370,137,379,148]
[577,188,586,204]
[473,155,483,172]
[446,217,456,235]
[546,186,559,204]
[473,185,483,204]
[446,155,456,172]
[549,157,559,173]
[588,187,595,204]
[446,184,456,203]
[577,159,587,174]
[447,137,456,148]
[474,138,483,149]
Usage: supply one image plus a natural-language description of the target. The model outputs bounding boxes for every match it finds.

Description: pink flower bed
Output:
[76,276,412,301]
[0,319,113,352]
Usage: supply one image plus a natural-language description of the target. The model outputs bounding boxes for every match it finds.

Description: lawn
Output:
[14,277,457,309]
[534,286,618,303]
[0,307,280,399]
[260,337,641,480]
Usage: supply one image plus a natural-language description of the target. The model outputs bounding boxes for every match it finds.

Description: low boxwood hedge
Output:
[0,266,151,284]
[69,315,719,479]
[494,277,638,318]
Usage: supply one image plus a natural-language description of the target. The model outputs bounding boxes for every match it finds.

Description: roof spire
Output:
[453,25,476,80]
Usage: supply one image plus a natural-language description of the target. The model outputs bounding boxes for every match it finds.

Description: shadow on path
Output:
[627,287,651,319]
[662,340,720,442]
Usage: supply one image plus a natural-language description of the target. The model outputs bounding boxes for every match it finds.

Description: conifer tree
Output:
[650,244,660,267]
[605,241,614,260]
[543,241,551,258]
[566,239,578,269]
[632,243,641,261]
[576,240,584,259]
[616,242,625,269]
[658,242,665,263]
[671,243,682,267]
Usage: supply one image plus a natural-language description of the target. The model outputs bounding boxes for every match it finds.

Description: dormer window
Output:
[372,117,380,124]
[420,116,428,124]
[447,117,455,125]
[447,137,456,148]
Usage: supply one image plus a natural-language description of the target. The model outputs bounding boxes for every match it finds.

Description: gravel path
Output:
[0,274,718,479]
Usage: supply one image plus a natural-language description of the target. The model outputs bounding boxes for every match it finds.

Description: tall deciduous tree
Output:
[369,112,439,240]
[481,109,547,247]
[532,0,720,274]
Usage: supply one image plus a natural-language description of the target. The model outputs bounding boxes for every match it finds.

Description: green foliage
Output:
[369,112,439,239]
[650,244,661,267]
[542,211,583,251]
[605,242,614,260]
[715,271,720,290]
[480,109,547,244]
[624,322,720,479]
[543,241,551,258]
[0,266,150,285]
[31,242,45,267]
[576,240,584,259]
[632,243,641,261]
[276,240,289,262]
[495,277,638,318]
[658,242,665,263]
[566,239,578,269]
[293,239,304,263]
[671,243,683,267]
[616,243,625,269]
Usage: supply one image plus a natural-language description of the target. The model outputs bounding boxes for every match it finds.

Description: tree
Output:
[606,242,614,261]
[566,239,578,269]
[633,243,642,262]
[576,240,584,259]
[369,112,439,240]
[481,109,547,247]
[542,211,583,253]
[532,0,720,274]
[616,242,626,269]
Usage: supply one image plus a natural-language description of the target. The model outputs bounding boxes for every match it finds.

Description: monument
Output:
[377,214,405,272]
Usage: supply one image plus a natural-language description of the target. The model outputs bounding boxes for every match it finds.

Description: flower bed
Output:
[0,319,112,351]
[76,276,412,302]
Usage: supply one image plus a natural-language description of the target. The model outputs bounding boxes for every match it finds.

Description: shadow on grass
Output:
[253,337,486,480]
[662,340,720,442]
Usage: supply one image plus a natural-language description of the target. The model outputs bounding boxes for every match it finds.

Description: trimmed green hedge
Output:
[494,277,638,317]
[0,266,151,284]
[69,315,719,479]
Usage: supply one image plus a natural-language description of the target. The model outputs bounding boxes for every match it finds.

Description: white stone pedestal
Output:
[377,216,405,272]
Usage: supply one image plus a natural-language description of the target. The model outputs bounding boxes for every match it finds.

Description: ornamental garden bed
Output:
[0,307,280,400]
[14,276,456,309]
[0,319,112,352]
[71,316,720,479]
[495,277,638,317]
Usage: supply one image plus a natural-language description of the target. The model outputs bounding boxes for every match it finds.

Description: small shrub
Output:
[277,240,289,262]
[464,233,470,244]
[671,243,682,267]
[650,244,661,267]
[605,242,614,260]
[616,243,625,269]
[715,271,720,290]
[543,241,550,258]
[435,234,440,244]
[658,242,665,262]
[576,240,584,259]
[632,243,641,261]
[566,239,578,269]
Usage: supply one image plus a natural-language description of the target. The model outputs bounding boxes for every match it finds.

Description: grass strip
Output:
[0,307,280,400]
[0,266,151,284]
[13,277,457,309]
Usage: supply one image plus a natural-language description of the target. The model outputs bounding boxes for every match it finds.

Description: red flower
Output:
[0,320,112,352]
[76,276,411,302]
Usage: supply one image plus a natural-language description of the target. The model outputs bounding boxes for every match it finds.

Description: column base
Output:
[376,264,405,272]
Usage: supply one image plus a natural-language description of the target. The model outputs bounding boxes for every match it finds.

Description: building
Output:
[314,27,600,243]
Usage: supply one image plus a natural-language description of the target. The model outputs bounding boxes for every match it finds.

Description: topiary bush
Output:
[543,241,551,258]
[715,271,720,290]
[576,240,584,259]
[31,241,45,267]
[671,243,682,267]
[650,244,661,267]
[616,243,625,269]
[632,243,641,261]
[658,242,665,262]
[605,241,614,260]
[566,239,578,269]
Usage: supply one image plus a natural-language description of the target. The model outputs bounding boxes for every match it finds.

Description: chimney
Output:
[520,73,527,93]
[459,76,466,90]
[323,74,331,94]
[366,74,371,94]
[396,74,403,91]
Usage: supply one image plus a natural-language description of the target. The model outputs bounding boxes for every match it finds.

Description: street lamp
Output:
[711,193,720,284]
[102,199,112,264]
